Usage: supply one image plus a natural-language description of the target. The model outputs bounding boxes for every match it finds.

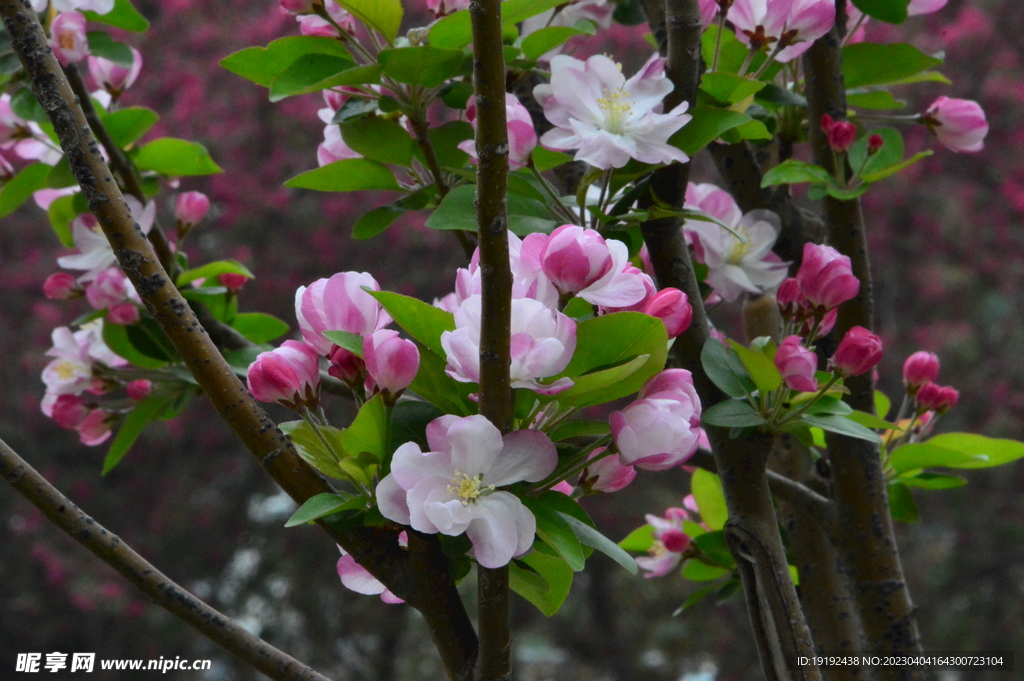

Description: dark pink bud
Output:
[641,288,692,338]
[814,308,838,339]
[540,224,614,296]
[51,394,89,429]
[829,326,883,377]
[661,529,691,553]
[43,272,81,300]
[174,191,210,228]
[126,379,152,401]
[107,302,140,325]
[867,134,884,154]
[820,114,835,134]
[902,351,940,393]
[775,335,818,392]
[796,243,860,312]
[328,345,366,387]
[218,273,250,293]
[76,409,113,446]
[247,340,321,410]
[363,329,419,397]
[775,277,806,318]
[916,382,959,414]
[827,121,857,153]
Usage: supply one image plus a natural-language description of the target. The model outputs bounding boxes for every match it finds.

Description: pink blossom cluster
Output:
[635,495,705,578]
[903,351,958,414]
[727,0,837,64]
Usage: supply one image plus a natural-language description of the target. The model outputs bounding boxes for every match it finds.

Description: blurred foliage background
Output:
[1,0,1022,679]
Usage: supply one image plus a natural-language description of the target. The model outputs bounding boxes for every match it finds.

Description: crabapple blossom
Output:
[85,267,135,311]
[363,330,419,399]
[685,182,743,228]
[775,335,818,392]
[43,273,81,300]
[533,226,649,308]
[427,0,471,18]
[728,0,835,63]
[246,340,321,410]
[454,232,559,308]
[174,191,210,229]
[685,208,789,302]
[903,351,940,393]
[126,379,152,401]
[296,271,392,356]
[915,382,959,414]
[611,370,702,471]
[922,96,988,153]
[458,93,537,171]
[775,277,806,318]
[106,303,140,325]
[795,242,859,312]
[641,288,692,338]
[49,12,90,66]
[820,114,856,153]
[535,54,691,169]
[296,0,355,36]
[829,326,883,377]
[442,295,576,394]
[579,447,636,494]
[88,48,142,98]
[520,0,616,59]
[51,0,115,12]
[336,533,406,604]
[376,415,557,568]
[327,346,365,387]
[41,323,122,399]
[57,198,155,281]
[635,507,692,578]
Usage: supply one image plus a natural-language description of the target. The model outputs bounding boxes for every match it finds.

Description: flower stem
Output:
[710,14,726,72]
[776,374,841,427]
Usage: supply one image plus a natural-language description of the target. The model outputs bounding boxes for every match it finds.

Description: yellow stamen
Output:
[597,87,633,134]
[447,470,495,506]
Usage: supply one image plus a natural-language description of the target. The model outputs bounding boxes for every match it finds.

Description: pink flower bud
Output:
[915,382,958,414]
[43,272,81,300]
[126,379,152,401]
[551,480,575,495]
[825,119,857,153]
[539,224,615,297]
[459,93,537,171]
[611,371,702,471]
[88,48,142,97]
[86,267,131,310]
[641,288,692,338]
[297,272,391,356]
[175,191,210,228]
[76,409,113,446]
[902,351,939,392]
[922,96,988,153]
[296,1,355,36]
[796,243,860,312]
[107,302,140,325]
[640,369,701,402]
[775,335,818,392]
[51,394,89,430]
[908,0,947,15]
[829,326,883,377]
[218,273,250,293]
[363,329,420,397]
[580,446,636,494]
[247,340,321,410]
[867,134,884,154]
[814,308,837,339]
[660,528,691,553]
[49,12,89,66]
[328,346,366,387]
[776,277,807,318]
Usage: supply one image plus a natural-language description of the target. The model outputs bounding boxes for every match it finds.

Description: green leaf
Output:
[875,390,892,419]
[269,54,357,102]
[700,72,766,104]
[83,0,149,32]
[618,524,655,552]
[407,349,476,416]
[860,151,932,184]
[220,36,352,88]
[924,433,1024,469]
[728,340,782,395]
[802,414,882,443]
[824,183,870,201]
[101,319,170,369]
[702,400,766,428]
[340,394,387,464]
[841,42,942,89]
[0,163,51,219]
[700,339,756,399]
[845,409,898,431]
[846,90,905,110]
[554,355,649,408]
[532,146,574,172]
[554,312,668,405]
[679,585,718,612]
[429,0,564,49]
[231,313,290,344]
[900,472,966,490]
[284,493,356,527]
[558,512,637,574]
[425,183,555,236]
[724,118,772,142]
[102,392,175,474]
[547,419,609,442]
[377,46,465,88]
[285,158,400,192]
[339,117,415,167]
[683,560,731,581]
[10,88,48,123]
[520,24,593,60]
[670,106,752,156]
[510,550,574,616]
[351,186,435,240]
[388,400,443,455]
[522,499,585,571]
[887,482,920,523]
[47,195,79,247]
[101,107,159,148]
[691,469,727,531]
[425,121,473,169]
[322,330,364,357]
[850,0,908,24]
[761,159,833,187]
[692,530,735,569]
[367,290,454,358]
[280,420,352,481]
[849,126,902,178]
[86,31,134,67]
[134,138,222,176]
[336,0,404,43]
[889,443,980,474]
[176,260,255,287]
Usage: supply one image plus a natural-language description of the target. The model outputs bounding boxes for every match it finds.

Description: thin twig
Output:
[0,437,333,681]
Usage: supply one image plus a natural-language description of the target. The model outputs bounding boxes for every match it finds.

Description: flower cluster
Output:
[727,0,836,64]
[635,495,705,578]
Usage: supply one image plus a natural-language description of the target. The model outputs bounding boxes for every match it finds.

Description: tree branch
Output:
[0,3,476,677]
[0,437,332,681]
[804,26,924,673]
[469,0,513,679]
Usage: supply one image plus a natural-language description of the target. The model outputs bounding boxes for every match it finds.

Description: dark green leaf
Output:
[532,146,574,172]
[846,90,905,110]
[83,0,149,32]
[284,493,357,527]
[761,159,833,187]
[101,107,159,148]
[670,106,752,156]
[841,42,942,89]
[285,158,399,192]
[47,195,79,247]
[520,25,593,60]
[102,393,175,474]
[700,338,756,399]
[11,87,47,122]
[693,530,735,568]
[134,138,222,176]
[850,0,908,24]
[429,0,564,49]
[715,578,742,603]
[338,117,415,167]
[86,31,134,67]
[220,36,351,87]
[845,409,898,431]
[378,46,465,88]
[522,499,585,571]
[559,512,637,574]
[439,80,474,109]
[426,120,473,169]
[231,313,289,344]
[547,419,610,442]
[678,585,718,612]
[269,53,356,101]
[0,163,51,219]
[887,482,920,523]
[702,399,766,428]
[367,290,454,358]
[406,349,476,416]
[101,318,169,369]
[425,183,555,235]
[388,401,443,455]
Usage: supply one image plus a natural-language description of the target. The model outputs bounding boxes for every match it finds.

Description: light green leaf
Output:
[280,420,353,482]
[847,90,905,110]
[925,433,1024,469]
[425,183,554,234]
[285,158,400,192]
[691,469,728,531]
[888,442,984,474]
[554,355,649,408]
[220,36,352,87]
[683,560,731,581]
[101,319,170,370]
[134,138,222,176]
[532,146,574,172]
[337,0,404,43]
[670,106,752,156]
[101,107,159,148]
[846,410,899,431]
[367,290,454,358]
[547,419,609,441]
[176,260,254,287]
[83,0,149,32]
[728,340,782,395]
[322,330,364,358]
[406,349,476,416]
[510,550,574,616]
[520,25,593,60]
[618,524,655,553]
[429,0,564,49]
[761,159,833,187]
[340,394,387,464]
[887,482,920,523]
[103,392,175,474]
[284,493,357,527]
[48,195,79,248]
[700,72,766,104]
[86,31,134,67]
[0,163,51,219]
[700,339,756,399]
[841,42,942,89]
[558,512,637,574]
[231,313,290,344]
[802,414,882,443]
[692,530,735,568]
[874,390,891,419]
[900,472,967,490]
[860,151,933,183]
